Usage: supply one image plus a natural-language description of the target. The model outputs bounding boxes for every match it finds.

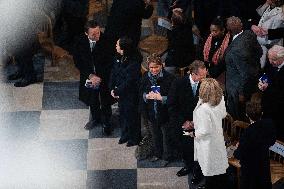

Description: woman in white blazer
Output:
[189,78,229,189]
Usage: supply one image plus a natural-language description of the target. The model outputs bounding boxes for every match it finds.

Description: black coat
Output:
[104,0,153,47]
[73,33,112,106]
[165,22,195,68]
[139,70,176,125]
[268,27,284,40]
[262,66,284,141]
[109,51,143,100]
[234,119,276,189]
[167,76,199,127]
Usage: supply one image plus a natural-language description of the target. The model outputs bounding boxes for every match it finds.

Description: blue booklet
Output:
[151,85,160,93]
[259,73,270,84]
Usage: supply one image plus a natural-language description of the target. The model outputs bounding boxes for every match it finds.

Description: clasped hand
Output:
[145,91,162,101]
[89,74,101,86]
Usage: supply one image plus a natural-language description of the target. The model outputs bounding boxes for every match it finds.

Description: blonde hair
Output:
[199,78,223,106]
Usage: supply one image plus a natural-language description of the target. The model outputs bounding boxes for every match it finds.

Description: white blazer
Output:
[193,96,228,176]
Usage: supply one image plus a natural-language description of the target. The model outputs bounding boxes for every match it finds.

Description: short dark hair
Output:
[119,36,135,56]
[84,19,99,33]
[211,17,225,31]
[246,93,262,121]
[188,60,206,74]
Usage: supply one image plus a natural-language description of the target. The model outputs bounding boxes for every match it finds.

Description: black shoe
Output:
[102,124,112,136]
[126,141,138,147]
[191,175,203,185]
[118,138,128,144]
[197,184,206,189]
[176,167,190,177]
[14,78,36,87]
[84,121,96,130]
[8,73,22,80]
[160,160,170,167]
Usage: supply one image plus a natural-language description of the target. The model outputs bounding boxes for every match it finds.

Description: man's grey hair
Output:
[268,45,284,59]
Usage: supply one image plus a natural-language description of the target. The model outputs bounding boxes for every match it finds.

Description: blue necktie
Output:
[192,83,197,96]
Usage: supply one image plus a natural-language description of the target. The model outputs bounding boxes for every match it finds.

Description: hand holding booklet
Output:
[85,79,99,90]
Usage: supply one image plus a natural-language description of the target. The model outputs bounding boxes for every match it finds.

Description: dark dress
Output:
[73,33,113,124]
[234,119,276,189]
[139,70,176,159]
[109,51,143,144]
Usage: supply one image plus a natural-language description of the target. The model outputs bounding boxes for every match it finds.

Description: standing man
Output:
[73,20,113,135]
[259,45,284,141]
[104,0,153,50]
[225,16,263,121]
[168,60,207,185]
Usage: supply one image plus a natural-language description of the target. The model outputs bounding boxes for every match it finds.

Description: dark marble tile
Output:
[43,139,88,170]
[42,81,88,110]
[87,169,137,189]
[0,111,40,141]
[137,158,184,169]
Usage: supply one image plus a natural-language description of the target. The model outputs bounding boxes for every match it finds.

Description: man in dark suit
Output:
[73,20,113,135]
[104,0,153,49]
[168,60,207,187]
[224,16,263,121]
[258,45,284,141]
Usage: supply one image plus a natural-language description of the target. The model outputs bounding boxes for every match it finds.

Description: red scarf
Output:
[203,33,230,65]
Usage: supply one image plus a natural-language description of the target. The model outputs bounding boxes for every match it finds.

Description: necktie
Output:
[90,41,96,52]
[192,83,197,96]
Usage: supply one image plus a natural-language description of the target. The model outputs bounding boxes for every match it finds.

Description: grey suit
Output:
[224,30,262,120]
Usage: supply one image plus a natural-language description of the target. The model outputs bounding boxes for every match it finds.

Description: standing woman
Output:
[189,78,228,189]
[139,54,176,164]
[203,18,230,79]
[110,36,142,147]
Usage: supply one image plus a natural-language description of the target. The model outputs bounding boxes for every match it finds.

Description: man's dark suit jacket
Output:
[73,33,112,106]
[168,76,199,128]
[262,65,284,141]
[224,30,262,119]
[234,119,276,189]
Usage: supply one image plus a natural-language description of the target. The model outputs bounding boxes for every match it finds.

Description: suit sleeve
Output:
[168,79,180,126]
[268,28,284,40]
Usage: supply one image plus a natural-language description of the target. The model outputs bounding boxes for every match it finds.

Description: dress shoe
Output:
[14,78,36,87]
[118,138,128,144]
[149,156,159,162]
[8,73,22,80]
[191,175,203,185]
[197,184,206,189]
[126,141,138,147]
[84,121,96,130]
[102,124,112,136]
[176,167,190,177]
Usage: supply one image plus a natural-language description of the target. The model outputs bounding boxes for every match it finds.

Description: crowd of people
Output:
[2,0,284,188]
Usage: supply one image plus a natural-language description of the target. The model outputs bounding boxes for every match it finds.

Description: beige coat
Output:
[193,97,228,176]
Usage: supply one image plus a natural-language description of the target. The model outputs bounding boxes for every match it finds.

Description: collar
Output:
[189,74,199,86]
[88,38,97,43]
[278,61,284,70]
[148,70,164,78]
[233,30,243,41]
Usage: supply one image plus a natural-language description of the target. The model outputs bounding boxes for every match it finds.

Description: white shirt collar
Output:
[233,30,243,41]
[278,61,284,70]
[189,74,199,85]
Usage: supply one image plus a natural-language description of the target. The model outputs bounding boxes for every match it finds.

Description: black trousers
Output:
[148,121,175,160]
[15,51,36,81]
[89,86,112,126]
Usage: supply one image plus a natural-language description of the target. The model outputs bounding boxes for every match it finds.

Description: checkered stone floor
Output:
[0,57,201,189]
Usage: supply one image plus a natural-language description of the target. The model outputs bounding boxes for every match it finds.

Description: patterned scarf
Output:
[148,71,163,118]
[203,33,231,65]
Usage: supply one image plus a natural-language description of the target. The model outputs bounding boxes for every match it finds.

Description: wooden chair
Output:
[139,16,169,56]
[227,120,249,189]
[37,12,71,66]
